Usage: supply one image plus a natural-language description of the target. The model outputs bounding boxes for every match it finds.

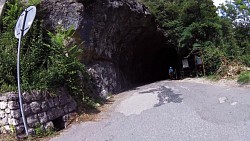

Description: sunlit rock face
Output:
[40,0,178,95]
[40,0,84,30]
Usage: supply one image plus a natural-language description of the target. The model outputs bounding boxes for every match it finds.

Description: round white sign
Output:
[14,6,36,39]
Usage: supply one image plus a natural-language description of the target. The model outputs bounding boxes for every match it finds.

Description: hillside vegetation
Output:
[0,0,102,107]
[0,0,249,96]
[141,0,250,82]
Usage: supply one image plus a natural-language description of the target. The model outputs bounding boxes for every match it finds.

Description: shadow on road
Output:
[139,86,183,107]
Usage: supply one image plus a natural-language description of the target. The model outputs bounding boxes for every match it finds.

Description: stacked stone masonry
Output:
[0,89,77,135]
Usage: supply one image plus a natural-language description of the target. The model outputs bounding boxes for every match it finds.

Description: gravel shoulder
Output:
[180,77,250,88]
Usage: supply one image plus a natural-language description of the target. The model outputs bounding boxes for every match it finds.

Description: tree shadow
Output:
[139,86,183,107]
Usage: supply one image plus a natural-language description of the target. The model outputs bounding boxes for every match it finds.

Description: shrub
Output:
[238,71,250,84]
[0,1,89,100]
[240,55,250,67]
[203,46,225,75]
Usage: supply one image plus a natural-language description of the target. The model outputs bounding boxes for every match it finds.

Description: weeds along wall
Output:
[0,1,91,103]
[0,88,77,135]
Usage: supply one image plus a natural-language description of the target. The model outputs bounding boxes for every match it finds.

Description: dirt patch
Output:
[0,134,17,141]
[75,98,116,122]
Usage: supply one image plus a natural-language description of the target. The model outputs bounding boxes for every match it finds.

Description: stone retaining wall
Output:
[0,88,77,135]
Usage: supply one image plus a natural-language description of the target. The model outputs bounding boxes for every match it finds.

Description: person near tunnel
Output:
[169,67,174,80]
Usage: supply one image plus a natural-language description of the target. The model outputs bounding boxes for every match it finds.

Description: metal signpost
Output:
[14,6,36,136]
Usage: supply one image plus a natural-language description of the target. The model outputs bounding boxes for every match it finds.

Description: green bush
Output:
[203,45,225,75]
[0,0,22,92]
[0,1,89,102]
[240,55,250,67]
[34,124,54,138]
[238,71,250,84]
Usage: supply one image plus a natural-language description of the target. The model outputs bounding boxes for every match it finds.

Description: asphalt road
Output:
[51,80,250,141]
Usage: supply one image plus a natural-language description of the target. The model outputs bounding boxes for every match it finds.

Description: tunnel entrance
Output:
[78,0,181,92]
[130,46,178,83]
[117,36,179,85]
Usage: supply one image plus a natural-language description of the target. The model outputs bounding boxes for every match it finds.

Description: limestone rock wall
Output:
[40,0,176,94]
[40,0,84,30]
[87,61,123,98]
[0,89,77,135]
[78,0,162,91]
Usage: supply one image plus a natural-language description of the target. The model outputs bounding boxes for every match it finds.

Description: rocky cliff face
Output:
[40,0,178,96]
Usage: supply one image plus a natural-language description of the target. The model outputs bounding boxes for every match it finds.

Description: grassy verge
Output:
[238,71,250,84]
[206,75,219,81]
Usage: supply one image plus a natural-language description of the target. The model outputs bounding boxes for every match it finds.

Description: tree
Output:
[142,0,249,74]
[219,0,250,65]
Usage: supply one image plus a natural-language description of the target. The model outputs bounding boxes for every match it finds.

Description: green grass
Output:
[206,75,219,81]
[238,71,250,84]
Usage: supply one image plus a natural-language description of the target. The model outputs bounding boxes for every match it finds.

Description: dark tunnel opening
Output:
[78,1,182,92]
[118,37,179,85]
